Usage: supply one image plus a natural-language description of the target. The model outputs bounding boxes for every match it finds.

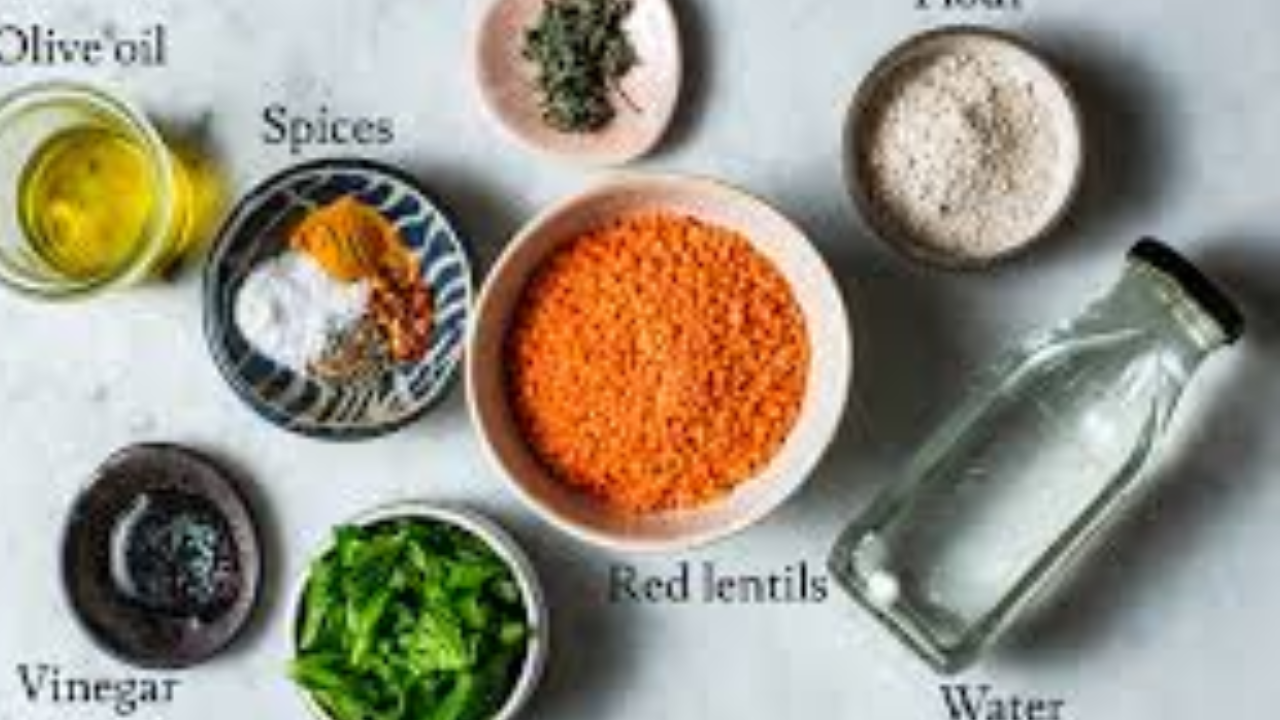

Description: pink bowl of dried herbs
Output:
[476,0,682,165]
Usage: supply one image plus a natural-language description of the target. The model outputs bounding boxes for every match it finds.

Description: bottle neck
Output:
[1076,261,1227,379]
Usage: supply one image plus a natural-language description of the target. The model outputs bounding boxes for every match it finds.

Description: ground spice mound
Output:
[507,213,810,513]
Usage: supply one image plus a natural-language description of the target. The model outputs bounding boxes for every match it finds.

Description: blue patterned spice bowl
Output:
[203,159,474,440]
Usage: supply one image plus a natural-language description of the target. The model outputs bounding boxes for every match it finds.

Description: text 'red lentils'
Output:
[507,213,810,513]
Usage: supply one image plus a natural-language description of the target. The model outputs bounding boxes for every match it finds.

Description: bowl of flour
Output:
[845,27,1084,268]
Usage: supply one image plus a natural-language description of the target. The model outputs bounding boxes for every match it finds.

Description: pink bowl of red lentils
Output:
[467,174,853,553]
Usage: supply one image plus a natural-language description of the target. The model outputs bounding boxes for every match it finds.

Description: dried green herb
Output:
[522,0,639,133]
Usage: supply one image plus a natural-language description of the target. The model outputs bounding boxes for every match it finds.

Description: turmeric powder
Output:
[290,196,433,363]
[291,197,410,282]
[507,213,810,514]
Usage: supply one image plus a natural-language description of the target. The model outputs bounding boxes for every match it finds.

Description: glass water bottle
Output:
[829,239,1244,673]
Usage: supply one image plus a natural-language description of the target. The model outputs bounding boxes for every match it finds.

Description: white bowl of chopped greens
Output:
[289,503,548,720]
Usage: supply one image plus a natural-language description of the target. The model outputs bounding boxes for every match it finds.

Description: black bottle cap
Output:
[1129,238,1245,344]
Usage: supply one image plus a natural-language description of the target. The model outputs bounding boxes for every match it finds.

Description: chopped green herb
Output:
[291,519,530,720]
[522,0,639,133]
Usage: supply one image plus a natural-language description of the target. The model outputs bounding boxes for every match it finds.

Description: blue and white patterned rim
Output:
[203,158,474,440]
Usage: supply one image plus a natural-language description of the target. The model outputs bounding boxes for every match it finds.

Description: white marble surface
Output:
[2,0,1279,718]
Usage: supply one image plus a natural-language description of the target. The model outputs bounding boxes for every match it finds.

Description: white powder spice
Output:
[235,252,371,374]
[860,43,1073,261]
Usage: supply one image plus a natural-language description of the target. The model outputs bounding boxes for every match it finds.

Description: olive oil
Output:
[19,126,157,281]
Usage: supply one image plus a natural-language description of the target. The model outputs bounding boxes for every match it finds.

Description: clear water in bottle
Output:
[830,240,1244,673]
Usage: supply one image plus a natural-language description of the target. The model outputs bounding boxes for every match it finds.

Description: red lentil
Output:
[506,213,810,513]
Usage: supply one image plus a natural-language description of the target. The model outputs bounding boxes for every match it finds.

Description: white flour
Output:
[862,45,1067,260]
[234,252,370,374]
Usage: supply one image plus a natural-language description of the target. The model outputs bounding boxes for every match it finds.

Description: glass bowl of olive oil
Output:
[0,83,192,298]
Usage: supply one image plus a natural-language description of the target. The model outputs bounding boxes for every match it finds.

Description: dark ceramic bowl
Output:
[61,444,262,669]
[203,158,475,440]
